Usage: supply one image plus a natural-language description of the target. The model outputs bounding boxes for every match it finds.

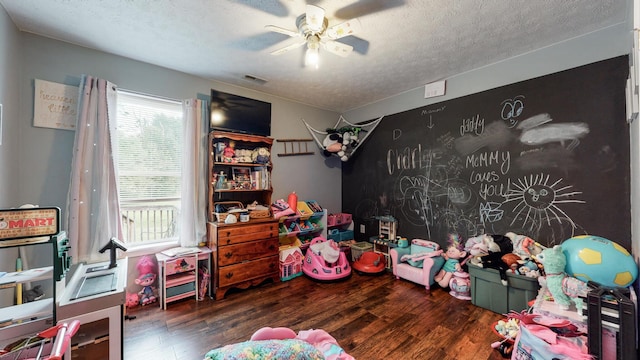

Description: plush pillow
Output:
[406,240,440,268]
[204,339,324,360]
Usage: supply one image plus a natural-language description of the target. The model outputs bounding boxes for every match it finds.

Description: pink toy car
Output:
[302,237,351,281]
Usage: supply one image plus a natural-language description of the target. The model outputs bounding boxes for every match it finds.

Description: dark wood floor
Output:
[123,271,509,360]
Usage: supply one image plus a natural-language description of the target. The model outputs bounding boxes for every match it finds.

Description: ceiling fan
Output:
[265,4,362,68]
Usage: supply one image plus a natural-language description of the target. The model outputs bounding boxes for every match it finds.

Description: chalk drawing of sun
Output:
[503,173,584,231]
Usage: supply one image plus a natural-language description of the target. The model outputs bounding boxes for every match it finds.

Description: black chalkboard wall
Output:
[343,56,631,250]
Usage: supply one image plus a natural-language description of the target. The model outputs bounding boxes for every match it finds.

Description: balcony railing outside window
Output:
[121,202,178,244]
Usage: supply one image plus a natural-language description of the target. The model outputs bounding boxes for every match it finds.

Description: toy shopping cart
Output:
[0,320,80,360]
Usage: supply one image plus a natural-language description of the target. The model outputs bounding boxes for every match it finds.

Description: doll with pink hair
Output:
[135,255,158,305]
[434,234,467,288]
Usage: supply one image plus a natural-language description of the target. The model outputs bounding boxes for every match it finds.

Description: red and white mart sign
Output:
[0,207,59,240]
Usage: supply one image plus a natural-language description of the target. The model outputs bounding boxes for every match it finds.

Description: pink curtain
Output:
[66,75,122,263]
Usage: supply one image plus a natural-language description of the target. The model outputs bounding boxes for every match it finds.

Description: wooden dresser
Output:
[207,219,279,300]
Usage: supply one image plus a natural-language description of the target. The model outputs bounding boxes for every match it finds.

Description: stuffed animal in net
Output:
[536,245,587,311]
[135,255,158,306]
[321,127,363,162]
[434,234,467,288]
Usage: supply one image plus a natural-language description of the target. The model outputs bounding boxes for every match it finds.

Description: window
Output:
[116,90,183,245]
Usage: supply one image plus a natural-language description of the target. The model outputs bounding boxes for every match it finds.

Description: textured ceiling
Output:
[0,0,627,112]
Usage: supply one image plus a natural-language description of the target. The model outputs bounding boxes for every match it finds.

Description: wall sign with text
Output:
[34,79,78,130]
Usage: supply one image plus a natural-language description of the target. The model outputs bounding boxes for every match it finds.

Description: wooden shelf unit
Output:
[208,130,274,222]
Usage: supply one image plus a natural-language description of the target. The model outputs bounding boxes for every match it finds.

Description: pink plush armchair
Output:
[389,239,445,292]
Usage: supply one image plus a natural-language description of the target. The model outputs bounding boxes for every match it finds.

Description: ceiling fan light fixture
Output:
[305,35,320,69]
[305,47,319,69]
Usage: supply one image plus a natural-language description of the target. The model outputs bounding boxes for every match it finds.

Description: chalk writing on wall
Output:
[34,79,78,130]
[343,56,631,250]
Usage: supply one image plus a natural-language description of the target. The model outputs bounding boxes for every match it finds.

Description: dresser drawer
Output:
[217,222,278,245]
[218,255,279,287]
[165,255,197,275]
[218,237,279,267]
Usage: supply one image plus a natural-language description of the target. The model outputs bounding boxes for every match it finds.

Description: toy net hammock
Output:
[302,115,384,161]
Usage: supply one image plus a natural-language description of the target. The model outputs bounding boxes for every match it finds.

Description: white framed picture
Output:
[33,79,78,130]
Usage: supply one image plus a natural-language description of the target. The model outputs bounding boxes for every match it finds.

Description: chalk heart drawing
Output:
[503,173,584,231]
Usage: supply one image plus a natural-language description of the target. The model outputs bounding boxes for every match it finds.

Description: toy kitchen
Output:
[0,207,127,360]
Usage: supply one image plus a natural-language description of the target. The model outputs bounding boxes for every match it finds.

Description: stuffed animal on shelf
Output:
[252,147,271,164]
[22,285,44,303]
[135,255,158,306]
[536,245,586,311]
[235,148,253,163]
[434,234,467,288]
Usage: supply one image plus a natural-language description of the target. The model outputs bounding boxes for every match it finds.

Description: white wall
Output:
[10,33,343,223]
[0,2,22,306]
[0,5,21,206]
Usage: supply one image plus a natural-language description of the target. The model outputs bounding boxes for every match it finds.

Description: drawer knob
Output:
[226,239,232,245]
[224,252,233,258]
[225,272,233,279]
[268,244,276,251]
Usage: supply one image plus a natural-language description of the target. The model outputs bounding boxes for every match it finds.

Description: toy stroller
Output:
[0,320,80,360]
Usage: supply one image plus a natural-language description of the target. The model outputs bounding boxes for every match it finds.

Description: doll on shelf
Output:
[223,140,237,163]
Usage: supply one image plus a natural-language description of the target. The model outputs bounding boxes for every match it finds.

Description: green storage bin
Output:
[468,263,540,314]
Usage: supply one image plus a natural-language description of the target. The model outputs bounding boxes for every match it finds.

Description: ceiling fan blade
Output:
[325,18,362,40]
[322,40,353,57]
[337,36,370,55]
[270,40,306,55]
[265,25,300,38]
[235,0,290,17]
[306,4,326,32]
[334,0,405,20]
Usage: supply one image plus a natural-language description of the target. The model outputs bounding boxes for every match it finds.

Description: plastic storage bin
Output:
[349,242,373,261]
[339,213,352,224]
[327,229,354,242]
[468,263,540,314]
